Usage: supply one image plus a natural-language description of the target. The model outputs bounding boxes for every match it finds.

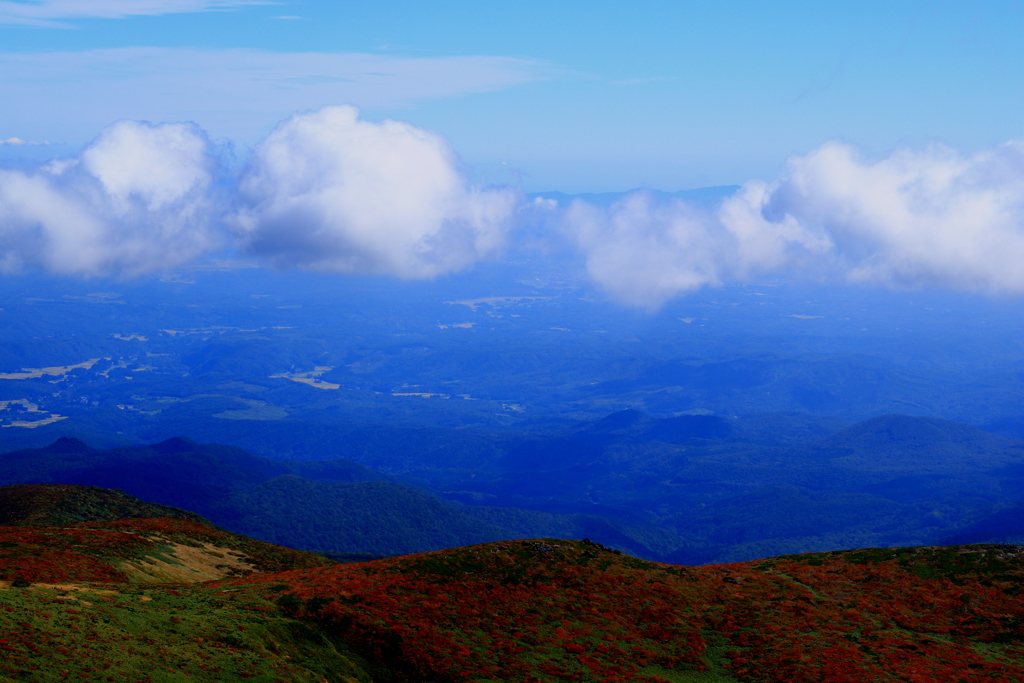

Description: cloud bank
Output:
[756,140,1024,292]
[563,139,1024,307]
[1,107,1021,303]
[0,120,219,276]
[0,107,517,278]
[231,106,517,277]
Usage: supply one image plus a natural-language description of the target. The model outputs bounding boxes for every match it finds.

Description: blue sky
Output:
[1,0,1021,192]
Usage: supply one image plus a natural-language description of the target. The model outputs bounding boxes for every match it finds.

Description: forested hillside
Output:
[2,409,1022,563]
[0,437,686,559]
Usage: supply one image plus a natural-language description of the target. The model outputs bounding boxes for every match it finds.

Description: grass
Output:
[0,582,372,683]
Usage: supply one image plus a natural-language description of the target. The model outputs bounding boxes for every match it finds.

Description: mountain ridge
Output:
[0,435,685,559]
[3,411,1022,563]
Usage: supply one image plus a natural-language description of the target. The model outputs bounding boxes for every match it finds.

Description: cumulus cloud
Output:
[0,107,517,279]
[3,110,1020,296]
[0,120,220,276]
[231,105,518,277]
[746,139,1024,292]
[563,139,1024,306]
[564,193,727,309]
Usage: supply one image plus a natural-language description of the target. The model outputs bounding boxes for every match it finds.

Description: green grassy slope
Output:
[0,581,372,683]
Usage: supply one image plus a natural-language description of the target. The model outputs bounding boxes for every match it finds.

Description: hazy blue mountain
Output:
[2,408,1021,563]
[0,436,686,558]
[942,500,1024,544]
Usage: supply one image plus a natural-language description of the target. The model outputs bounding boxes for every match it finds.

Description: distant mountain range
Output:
[0,434,687,559]
[1,411,1022,563]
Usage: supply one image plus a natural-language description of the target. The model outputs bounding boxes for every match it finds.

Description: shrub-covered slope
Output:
[1,486,1023,682]
[229,539,1024,683]
[0,484,333,585]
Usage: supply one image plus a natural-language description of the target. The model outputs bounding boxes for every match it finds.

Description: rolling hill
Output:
[2,410,1023,563]
[0,484,334,586]
[1,484,1022,682]
[0,437,685,559]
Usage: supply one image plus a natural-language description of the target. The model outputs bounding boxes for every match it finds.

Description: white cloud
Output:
[564,192,726,309]
[3,109,1019,296]
[0,120,220,276]
[0,48,551,147]
[564,139,1024,306]
[713,180,836,280]
[0,137,48,145]
[231,106,518,277]
[0,1,268,26]
[745,139,1024,293]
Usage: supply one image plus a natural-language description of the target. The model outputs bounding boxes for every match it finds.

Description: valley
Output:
[0,250,1020,681]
